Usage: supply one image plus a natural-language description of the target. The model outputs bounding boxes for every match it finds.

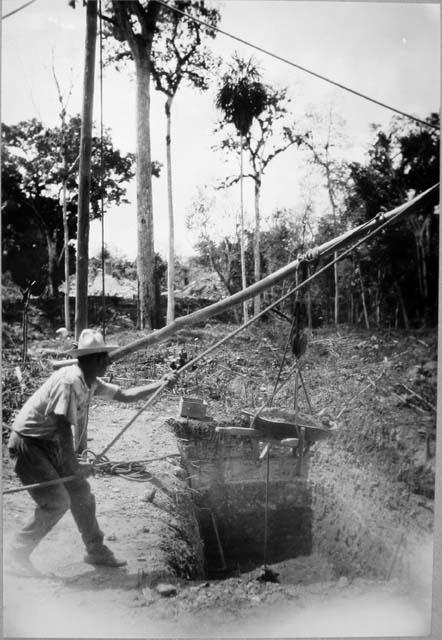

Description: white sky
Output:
[1,0,440,260]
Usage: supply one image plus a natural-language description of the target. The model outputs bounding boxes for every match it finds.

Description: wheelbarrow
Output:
[241,407,337,442]
[214,407,337,452]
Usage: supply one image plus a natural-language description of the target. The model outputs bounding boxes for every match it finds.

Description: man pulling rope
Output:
[6,329,177,576]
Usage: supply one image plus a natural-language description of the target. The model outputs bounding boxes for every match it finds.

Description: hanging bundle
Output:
[289,299,308,359]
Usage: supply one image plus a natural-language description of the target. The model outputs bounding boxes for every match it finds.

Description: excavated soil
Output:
[2,322,438,637]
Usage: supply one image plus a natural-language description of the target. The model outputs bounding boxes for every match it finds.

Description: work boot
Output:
[84,544,127,568]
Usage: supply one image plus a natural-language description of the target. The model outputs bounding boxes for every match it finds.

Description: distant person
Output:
[7,329,177,575]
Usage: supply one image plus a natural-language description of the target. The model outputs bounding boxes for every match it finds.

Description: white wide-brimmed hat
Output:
[71,329,118,356]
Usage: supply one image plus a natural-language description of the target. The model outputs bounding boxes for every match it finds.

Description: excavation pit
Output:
[169,418,313,578]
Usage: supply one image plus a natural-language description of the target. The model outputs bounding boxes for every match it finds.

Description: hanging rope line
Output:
[248,359,306,433]
[263,447,270,570]
[269,312,298,405]
[1,0,37,20]
[3,2,437,129]
[99,0,106,338]
[155,0,439,131]
[2,453,181,495]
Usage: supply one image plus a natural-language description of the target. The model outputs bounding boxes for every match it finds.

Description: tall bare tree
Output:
[103,0,162,328]
[76,0,98,338]
[185,187,240,316]
[302,108,349,326]
[215,55,267,323]
[150,2,220,324]
[52,63,79,334]
[217,85,306,315]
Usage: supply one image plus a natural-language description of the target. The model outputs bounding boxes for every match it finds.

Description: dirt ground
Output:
[2,321,438,638]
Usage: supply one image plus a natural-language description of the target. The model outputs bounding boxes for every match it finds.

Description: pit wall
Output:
[157,475,205,581]
[166,418,425,582]
[310,443,417,580]
[137,437,205,583]
[168,419,313,575]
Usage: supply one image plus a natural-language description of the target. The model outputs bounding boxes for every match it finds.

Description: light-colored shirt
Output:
[12,364,119,440]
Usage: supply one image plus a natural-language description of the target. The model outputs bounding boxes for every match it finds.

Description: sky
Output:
[1,0,440,260]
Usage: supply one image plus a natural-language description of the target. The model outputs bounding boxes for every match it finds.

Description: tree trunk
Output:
[75,0,97,340]
[306,264,312,329]
[208,251,240,324]
[46,231,58,298]
[413,216,431,325]
[253,178,261,316]
[22,290,31,363]
[413,233,425,301]
[333,253,339,325]
[395,282,409,329]
[135,51,156,329]
[62,180,71,332]
[375,268,381,328]
[357,261,370,329]
[74,0,97,453]
[165,96,175,325]
[324,163,339,327]
[239,137,248,323]
[421,216,430,301]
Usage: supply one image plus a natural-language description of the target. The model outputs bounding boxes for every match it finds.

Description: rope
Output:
[263,446,270,570]
[257,308,312,569]
[87,448,167,482]
[269,313,298,405]
[2,453,181,495]
[2,0,37,20]
[248,360,302,431]
[91,453,181,467]
[94,383,168,461]
[298,369,314,414]
[155,0,439,131]
[98,461,153,482]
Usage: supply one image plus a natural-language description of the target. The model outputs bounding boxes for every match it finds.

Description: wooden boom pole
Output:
[108,184,438,362]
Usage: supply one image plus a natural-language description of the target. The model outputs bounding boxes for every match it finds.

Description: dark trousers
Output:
[8,432,103,555]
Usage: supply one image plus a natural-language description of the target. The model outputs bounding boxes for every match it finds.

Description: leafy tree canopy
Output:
[216,55,268,137]
[344,113,440,325]
[150,0,220,97]
[2,117,134,294]
[2,116,134,216]
[102,0,219,81]
[346,113,439,222]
